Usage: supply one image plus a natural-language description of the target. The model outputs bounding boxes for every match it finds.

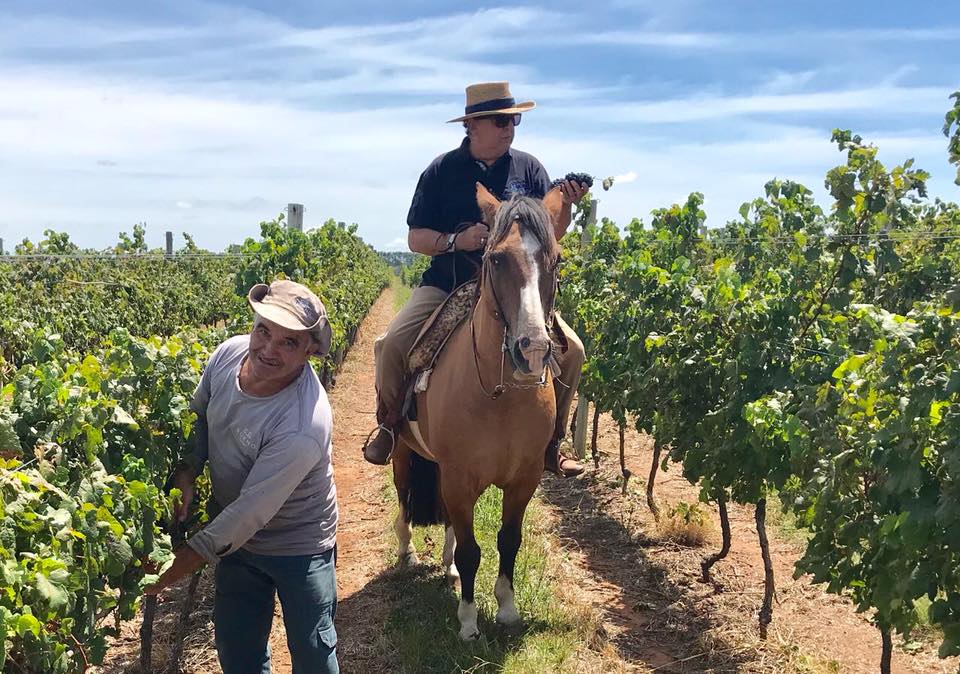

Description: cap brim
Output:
[250,301,307,332]
[446,100,536,123]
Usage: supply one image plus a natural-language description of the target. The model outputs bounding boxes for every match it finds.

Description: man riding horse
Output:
[363,81,587,478]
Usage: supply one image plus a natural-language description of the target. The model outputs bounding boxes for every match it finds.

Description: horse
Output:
[391,182,566,641]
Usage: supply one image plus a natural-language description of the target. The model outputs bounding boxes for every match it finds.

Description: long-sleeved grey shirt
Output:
[185,335,337,563]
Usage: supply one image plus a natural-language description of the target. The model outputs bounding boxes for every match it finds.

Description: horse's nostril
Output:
[519,336,531,350]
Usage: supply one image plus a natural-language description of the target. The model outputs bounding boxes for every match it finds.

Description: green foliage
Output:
[564,112,960,662]
[378,250,419,271]
[0,216,388,671]
[234,217,390,374]
[944,90,960,186]
[398,254,430,288]
[0,226,238,372]
[0,329,206,672]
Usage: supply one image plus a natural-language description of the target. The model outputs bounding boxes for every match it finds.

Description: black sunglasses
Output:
[487,113,521,128]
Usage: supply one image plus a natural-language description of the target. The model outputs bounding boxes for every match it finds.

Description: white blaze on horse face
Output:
[494,575,522,626]
[458,600,480,641]
[516,230,550,374]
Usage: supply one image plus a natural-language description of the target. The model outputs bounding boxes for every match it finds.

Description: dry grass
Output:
[97,569,221,674]
[656,501,714,548]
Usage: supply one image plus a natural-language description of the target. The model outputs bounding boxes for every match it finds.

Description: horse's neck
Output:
[470,284,505,370]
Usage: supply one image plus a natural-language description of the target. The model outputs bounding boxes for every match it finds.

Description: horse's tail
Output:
[405,451,447,527]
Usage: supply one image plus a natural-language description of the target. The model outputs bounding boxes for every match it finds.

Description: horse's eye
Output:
[490,256,501,266]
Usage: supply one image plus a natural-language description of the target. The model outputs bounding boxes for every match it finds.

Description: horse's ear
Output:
[542,186,565,241]
[476,182,500,228]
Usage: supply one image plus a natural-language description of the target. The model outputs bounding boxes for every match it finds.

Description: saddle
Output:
[407,280,478,377]
[405,280,569,402]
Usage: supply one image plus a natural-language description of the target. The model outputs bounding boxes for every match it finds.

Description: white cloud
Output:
[0,4,956,253]
[549,86,950,124]
[563,26,960,53]
[570,30,732,48]
[759,70,819,95]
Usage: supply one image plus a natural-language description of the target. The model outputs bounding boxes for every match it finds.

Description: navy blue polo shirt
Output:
[407,138,552,292]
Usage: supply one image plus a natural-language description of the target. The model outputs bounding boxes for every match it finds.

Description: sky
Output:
[1,0,958,252]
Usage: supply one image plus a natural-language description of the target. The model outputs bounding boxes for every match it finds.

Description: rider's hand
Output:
[455,223,490,252]
[560,180,589,206]
[172,466,196,523]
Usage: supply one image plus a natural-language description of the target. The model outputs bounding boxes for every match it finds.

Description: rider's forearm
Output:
[555,203,573,240]
[408,228,452,257]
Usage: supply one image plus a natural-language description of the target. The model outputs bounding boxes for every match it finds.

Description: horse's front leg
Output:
[441,473,482,641]
[443,525,459,584]
[495,473,539,629]
[392,442,419,567]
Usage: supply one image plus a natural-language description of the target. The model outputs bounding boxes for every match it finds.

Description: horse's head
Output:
[476,182,564,381]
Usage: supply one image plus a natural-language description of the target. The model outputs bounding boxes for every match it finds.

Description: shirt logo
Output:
[233,425,257,450]
[504,178,529,199]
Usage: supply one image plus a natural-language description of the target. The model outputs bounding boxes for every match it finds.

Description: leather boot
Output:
[362,426,395,465]
[362,406,400,466]
[544,438,585,478]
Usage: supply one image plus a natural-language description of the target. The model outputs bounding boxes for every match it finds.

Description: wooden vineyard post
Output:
[590,405,601,469]
[573,399,589,461]
[572,198,598,461]
[287,203,304,231]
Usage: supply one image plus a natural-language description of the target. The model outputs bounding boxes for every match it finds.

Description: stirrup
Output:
[362,423,396,457]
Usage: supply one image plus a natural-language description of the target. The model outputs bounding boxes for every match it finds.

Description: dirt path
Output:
[264,286,399,673]
[305,286,398,670]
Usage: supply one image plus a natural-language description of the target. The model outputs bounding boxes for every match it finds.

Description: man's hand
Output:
[172,465,196,523]
[559,180,589,206]
[455,223,490,252]
[143,545,205,596]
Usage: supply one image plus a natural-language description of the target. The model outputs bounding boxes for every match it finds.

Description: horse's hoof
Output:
[397,552,420,568]
[495,610,523,630]
[459,626,481,641]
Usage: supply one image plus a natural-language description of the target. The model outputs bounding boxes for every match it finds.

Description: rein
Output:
[470,244,558,400]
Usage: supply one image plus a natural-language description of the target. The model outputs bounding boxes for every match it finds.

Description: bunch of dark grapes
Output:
[550,172,594,189]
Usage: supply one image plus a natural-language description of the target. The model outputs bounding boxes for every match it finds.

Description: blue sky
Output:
[1,0,958,252]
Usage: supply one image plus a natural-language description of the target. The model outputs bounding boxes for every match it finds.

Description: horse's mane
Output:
[487,196,558,258]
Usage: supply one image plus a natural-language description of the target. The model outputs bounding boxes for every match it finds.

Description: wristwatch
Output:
[444,232,457,253]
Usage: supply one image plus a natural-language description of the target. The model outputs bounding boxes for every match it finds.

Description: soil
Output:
[99,288,960,673]
[538,414,960,673]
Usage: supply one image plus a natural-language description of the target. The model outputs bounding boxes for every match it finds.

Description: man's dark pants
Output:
[214,546,338,674]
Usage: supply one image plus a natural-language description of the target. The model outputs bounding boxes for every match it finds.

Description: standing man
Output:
[364,81,587,477]
[145,279,339,674]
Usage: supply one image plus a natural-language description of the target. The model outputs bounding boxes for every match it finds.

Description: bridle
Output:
[470,230,560,400]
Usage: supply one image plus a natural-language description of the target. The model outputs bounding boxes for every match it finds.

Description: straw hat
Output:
[446,82,536,123]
